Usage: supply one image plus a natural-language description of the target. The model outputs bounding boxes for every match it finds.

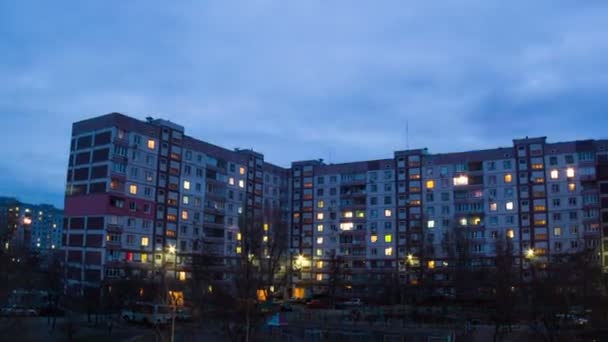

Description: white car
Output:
[343,298,363,306]
[121,303,172,325]
[0,305,38,316]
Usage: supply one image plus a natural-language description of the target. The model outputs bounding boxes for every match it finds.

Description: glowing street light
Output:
[168,245,176,254]
[525,248,535,259]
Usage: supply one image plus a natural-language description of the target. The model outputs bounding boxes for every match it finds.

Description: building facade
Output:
[0,197,63,254]
[63,113,608,298]
[63,113,290,294]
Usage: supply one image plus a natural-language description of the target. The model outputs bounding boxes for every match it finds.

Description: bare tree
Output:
[326,252,345,306]
[490,235,517,342]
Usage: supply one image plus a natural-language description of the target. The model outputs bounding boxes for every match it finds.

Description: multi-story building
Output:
[0,197,20,251]
[0,197,63,254]
[63,113,290,296]
[63,113,608,299]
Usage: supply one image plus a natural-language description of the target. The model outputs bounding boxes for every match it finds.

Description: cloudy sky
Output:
[1,1,607,208]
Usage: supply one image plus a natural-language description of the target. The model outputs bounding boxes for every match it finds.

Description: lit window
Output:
[236,246,242,254]
[183,181,190,190]
[554,227,561,236]
[370,235,378,243]
[507,229,515,239]
[141,253,148,262]
[179,271,186,281]
[427,220,435,228]
[317,201,324,208]
[566,168,575,178]
[384,234,392,243]
[263,235,268,242]
[339,222,353,230]
[490,202,497,211]
[238,180,245,188]
[263,223,269,231]
[384,247,393,256]
[426,180,435,189]
[453,175,468,186]
[550,170,559,179]
[459,218,468,226]
[129,184,138,195]
[182,195,189,205]
[504,174,512,183]
[317,224,323,232]
[141,237,149,247]
[147,139,155,150]
[384,209,392,217]
[356,211,365,218]
[181,211,188,220]
[317,213,324,220]
[568,183,576,192]
[237,233,242,241]
[316,248,323,256]
[239,167,245,175]
[506,202,514,210]
[228,177,235,185]
[316,274,323,281]
[344,211,353,218]
[316,237,323,244]
[427,260,435,269]
[316,261,323,269]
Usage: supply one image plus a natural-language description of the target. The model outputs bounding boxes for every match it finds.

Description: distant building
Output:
[63,113,608,299]
[0,197,63,254]
[0,197,20,250]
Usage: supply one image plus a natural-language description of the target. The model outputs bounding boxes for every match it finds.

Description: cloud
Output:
[0,0,607,207]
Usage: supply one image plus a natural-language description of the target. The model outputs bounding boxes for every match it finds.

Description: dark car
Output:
[306,299,330,309]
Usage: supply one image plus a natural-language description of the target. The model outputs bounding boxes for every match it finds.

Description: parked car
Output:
[121,302,172,325]
[306,299,330,309]
[343,298,363,306]
[557,313,588,327]
[0,305,38,317]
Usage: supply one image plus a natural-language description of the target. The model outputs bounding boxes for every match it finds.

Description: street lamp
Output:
[167,245,177,342]
[525,248,535,259]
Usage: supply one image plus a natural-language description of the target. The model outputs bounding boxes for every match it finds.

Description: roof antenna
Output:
[406,119,409,150]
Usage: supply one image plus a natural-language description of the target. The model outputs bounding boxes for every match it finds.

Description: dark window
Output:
[92,148,110,162]
[89,182,106,193]
[85,236,103,248]
[601,183,608,194]
[74,167,89,181]
[70,217,85,229]
[68,234,83,246]
[110,197,125,208]
[75,152,90,165]
[68,154,73,166]
[67,250,82,262]
[84,269,100,282]
[90,165,108,179]
[66,170,72,181]
[87,217,104,229]
[76,135,92,149]
[94,131,111,146]
[70,139,76,151]
[68,184,87,196]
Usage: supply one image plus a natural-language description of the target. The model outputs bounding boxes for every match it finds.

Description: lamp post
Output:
[167,245,177,342]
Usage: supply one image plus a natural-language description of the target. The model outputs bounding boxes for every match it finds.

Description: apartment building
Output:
[0,197,20,250]
[63,113,608,299]
[63,113,290,295]
[0,197,63,254]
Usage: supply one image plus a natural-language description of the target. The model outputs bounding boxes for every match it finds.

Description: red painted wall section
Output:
[65,194,156,220]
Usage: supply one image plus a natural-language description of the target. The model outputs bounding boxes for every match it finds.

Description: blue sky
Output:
[1,1,608,208]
